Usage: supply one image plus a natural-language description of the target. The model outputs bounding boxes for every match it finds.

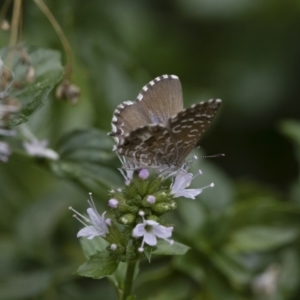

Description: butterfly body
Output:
[109,75,221,170]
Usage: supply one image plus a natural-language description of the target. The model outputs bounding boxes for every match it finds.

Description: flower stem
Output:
[33,0,73,78]
[122,260,137,300]
[5,0,22,70]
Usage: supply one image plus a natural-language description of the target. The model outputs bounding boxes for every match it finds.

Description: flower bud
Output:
[108,198,119,208]
[107,243,125,255]
[26,65,35,83]
[147,176,164,194]
[119,213,136,225]
[56,79,80,104]
[110,244,117,251]
[139,169,149,180]
[134,178,149,197]
[152,191,170,203]
[151,201,177,214]
[141,195,156,207]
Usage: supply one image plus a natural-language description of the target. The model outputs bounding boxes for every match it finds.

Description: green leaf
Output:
[153,240,190,256]
[210,250,252,284]
[143,247,152,262]
[56,129,115,165]
[16,197,66,249]
[227,226,299,252]
[76,251,119,279]
[280,120,300,145]
[280,120,300,164]
[278,249,300,297]
[0,45,63,126]
[173,254,205,284]
[79,237,109,259]
[51,128,123,189]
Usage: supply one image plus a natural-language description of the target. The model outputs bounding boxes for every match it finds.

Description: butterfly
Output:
[109,75,221,171]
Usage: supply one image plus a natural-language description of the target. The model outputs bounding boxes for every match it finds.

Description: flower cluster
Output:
[72,164,214,257]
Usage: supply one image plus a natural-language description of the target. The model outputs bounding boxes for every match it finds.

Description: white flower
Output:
[23,139,59,160]
[70,193,110,240]
[0,141,11,162]
[0,128,15,136]
[76,208,109,239]
[252,264,280,297]
[132,211,173,252]
[171,169,214,199]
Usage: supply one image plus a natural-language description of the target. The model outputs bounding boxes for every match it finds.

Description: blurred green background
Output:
[1,0,300,299]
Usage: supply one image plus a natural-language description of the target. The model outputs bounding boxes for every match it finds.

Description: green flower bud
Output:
[134,177,149,197]
[147,176,164,194]
[151,201,177,214]
[141,195,156,207]
[107,243,125,255]
[119,213,136,225]
[152,190,171,203]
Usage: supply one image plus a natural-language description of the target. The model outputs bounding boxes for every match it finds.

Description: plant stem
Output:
[6,0,21,69]
[33,0,73,78]
[122,260,137,300]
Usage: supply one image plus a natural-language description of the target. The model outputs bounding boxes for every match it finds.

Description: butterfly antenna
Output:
[202,153,225,159]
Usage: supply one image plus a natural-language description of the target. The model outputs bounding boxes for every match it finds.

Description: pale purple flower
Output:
[146,195,156,204]
[23,139,59,160]
[171,169,214,199]
[132,211,173,252]
[139,169,149,180]
[108,198,119,208]
[70,193,110,240]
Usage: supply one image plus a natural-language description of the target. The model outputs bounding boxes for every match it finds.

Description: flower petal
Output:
[132,223,146,237]
[173,188,203,199]
[151,224,173,239]
[171,170,193,194]
[87,208,108,234]
[77,226,102,239]
[143,231,157,246]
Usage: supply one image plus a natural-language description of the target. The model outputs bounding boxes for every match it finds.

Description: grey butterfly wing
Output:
[110,74,183,146]
[117,124,175,169]
[136,75,184,124]
[110,101,149,145]
[168,99,222,165]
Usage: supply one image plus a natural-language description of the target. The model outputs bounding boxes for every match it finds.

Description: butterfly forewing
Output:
[109,75,183,146]
[110,101,149,145]
[135,75,183,124]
